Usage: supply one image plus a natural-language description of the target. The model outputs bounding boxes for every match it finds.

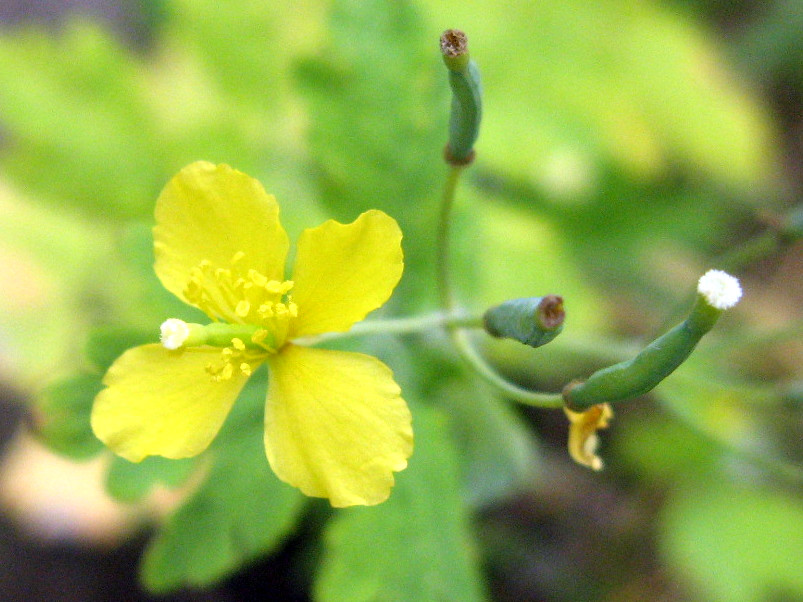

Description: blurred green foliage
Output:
[0,0,800,600]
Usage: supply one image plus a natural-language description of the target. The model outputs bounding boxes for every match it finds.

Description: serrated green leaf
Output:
[140,373,306,593]
[315,403,488,602]
[33,373,104,460]
[661,482,803,602]
[141,448,306,593]
[106,455,196,503]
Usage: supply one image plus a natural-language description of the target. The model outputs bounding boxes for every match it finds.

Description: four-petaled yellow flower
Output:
[91,161,413,507]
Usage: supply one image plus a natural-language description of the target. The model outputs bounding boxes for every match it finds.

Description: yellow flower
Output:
[91,162,413,507]
[564,403,613,471]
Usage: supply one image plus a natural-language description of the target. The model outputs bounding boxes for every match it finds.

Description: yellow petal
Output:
[289,210,403,337]
[153,162,289,309]
[91,344,255,462]
[564,403,613,471]
[265,345,413,507]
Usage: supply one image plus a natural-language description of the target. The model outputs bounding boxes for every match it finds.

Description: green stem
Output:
[719,230,781,272]
[652,208,799,340]
[292,311,485,345]
[452,329,565,407]
[437,166,464,311]
[658,396,803,487]
[436,165,564,408]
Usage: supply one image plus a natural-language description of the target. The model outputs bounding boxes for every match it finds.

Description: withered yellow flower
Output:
[564,403,613,470]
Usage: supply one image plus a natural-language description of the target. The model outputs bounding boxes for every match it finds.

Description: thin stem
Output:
[651,210,799,340]
[292,311,485,346]
[659,397,803,487]
[436,165,564,409]
[452,329,565,407]
[437,166,464,312]
[719,230,781,272]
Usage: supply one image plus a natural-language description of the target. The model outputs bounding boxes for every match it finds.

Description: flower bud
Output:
[483,295,565,348]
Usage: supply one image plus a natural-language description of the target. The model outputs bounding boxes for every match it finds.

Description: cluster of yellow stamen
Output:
[205,337,256,382]
[179,252,301,382]
[184,251,298,349]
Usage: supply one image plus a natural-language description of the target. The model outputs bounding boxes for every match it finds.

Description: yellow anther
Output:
[232,338,246,351]
[249,270,268,287]
[235,300,250,317]
[265,280,284,294]
[252,329,269,344]
[220,363,234,381]
[240,363,252,377]
[222,347,234,357]
[184,254,298,346]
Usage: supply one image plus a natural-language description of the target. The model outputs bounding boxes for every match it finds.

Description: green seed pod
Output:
[441,29,482,165]
[564,271,742,410]
[483,295,565,348]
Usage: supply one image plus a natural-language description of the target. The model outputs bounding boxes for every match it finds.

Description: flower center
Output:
[183,251,298,348]
[206,337,257,382]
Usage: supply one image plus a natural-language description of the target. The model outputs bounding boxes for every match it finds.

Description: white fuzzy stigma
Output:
[160,318,190,350]
[697,270,742,310]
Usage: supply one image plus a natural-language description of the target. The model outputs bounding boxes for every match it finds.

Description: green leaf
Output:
[85,326,155,372]
[0,21,163,219]
[140,373,306,593]
[613,410,721,484]
[33,373,104,460]
[164,0,327,110]
[655,356,803,484]
[461,196,602,332]
[315,402,489,602]
[114,223,207,327]
[438,377,541,508]
[296,0,447,310]
[661,482,803,602]
[105,455,196,504]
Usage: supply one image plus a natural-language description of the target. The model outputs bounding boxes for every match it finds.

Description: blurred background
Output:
[0,1,800,600]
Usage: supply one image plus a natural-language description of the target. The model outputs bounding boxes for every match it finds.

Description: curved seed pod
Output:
[483,295,565,348]
[564,271,742,410]
[441,29,482,165]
